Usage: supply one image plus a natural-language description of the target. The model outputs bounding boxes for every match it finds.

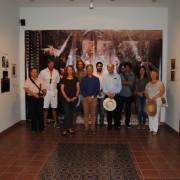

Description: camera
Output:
[38,90,46,98]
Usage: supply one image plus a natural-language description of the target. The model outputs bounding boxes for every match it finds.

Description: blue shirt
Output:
[102,73,122,95]
[120,72,136,97]
[80,75,100,97]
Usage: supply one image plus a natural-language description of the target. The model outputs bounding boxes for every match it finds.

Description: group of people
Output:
[24,59,165,136]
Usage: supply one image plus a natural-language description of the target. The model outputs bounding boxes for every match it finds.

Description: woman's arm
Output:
[24,87,39,98]
[75,82,80,97]
[60,84,70,102]
[70,81,80,102]
[152,83,165,100]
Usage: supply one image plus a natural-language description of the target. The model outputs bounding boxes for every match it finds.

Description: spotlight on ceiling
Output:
[89,0,94,9]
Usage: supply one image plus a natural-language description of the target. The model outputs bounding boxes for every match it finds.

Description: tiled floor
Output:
[0,122,180,180]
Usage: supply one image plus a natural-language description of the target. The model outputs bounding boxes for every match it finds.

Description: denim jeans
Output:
[136,96,147,125]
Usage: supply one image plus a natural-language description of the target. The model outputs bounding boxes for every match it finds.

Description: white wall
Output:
[20,7,168,123]
[0,0,20,132]
[166,0,180,132]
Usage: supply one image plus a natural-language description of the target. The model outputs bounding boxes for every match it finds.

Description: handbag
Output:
[145,100,157,117]
[161,96,168,107]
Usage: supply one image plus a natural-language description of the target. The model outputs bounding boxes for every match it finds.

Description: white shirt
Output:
[102,73,122,95]
[93,71,105,98]
[24,77,47,95]
[39,68,60,94]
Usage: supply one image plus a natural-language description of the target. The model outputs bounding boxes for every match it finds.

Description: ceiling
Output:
[15,0,170,8]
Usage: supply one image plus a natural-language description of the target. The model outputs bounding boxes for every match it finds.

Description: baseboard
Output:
[0,120,26,138]
[163,123,180,135]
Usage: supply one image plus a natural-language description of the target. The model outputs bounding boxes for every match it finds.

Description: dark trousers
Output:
[63,99,77,129]
[136,96,147,124]
[96,98,105,126]
[106,95,120,129]
[28,96,44,132]
[119,96,133,126]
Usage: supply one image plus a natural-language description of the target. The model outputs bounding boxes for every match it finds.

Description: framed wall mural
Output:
[25,30,162,78]
[25,29,163,123]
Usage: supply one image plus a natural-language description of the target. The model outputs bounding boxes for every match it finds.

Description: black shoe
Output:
[68,128,75,134]
[126,124,131,128]
[114,127,119,130]
[108,126,112,130]
[61,130,68,136]
[100,123,104,127]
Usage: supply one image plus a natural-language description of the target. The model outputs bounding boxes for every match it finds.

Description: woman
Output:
[61,65,80,136]
[145,69,165,135]
[135,66,149,129]
[24,68,47,133]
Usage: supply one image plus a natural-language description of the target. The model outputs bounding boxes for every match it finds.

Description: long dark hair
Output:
[76,59,85,70]
[137,66,148,79]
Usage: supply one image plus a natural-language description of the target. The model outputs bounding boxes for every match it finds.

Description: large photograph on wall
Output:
[25,30,162,78]
[25,29,162,123]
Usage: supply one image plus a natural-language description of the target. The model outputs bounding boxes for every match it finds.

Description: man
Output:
[80,64,100,133]
[39,60,60,128]
[24,68,47,133]
[93,62,105,127]
[102,64,122,130]
[119,62,136,128]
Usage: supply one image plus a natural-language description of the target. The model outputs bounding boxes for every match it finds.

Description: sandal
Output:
[61,130,68,136]
[68,128,75,134]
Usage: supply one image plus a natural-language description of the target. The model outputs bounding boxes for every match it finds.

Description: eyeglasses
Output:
[50,78,52,84]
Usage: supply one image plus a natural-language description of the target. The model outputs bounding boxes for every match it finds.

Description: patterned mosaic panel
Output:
[41,144,139,180]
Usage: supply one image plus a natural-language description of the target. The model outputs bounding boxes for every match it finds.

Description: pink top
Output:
[24,77,47,95]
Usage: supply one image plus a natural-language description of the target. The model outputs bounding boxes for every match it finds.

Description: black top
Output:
[61,77,79,98]
[136,77,149,92]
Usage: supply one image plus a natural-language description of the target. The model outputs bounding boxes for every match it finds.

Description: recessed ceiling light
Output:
[89,0,94,9]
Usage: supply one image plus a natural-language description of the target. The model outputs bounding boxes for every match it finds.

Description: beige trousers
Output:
[83,97,97,131]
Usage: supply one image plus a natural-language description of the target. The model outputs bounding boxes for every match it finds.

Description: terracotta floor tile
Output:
[153,162,171,170]
[138,162,155,170]
[0,173,19,180]
[141,169,160,178]
[0,123,180,179]
[135,156,150,163]
[158,169,179,178]
[12,160,30,167]
[17,173,36,180]
[23,167,41,174]
[5,166,24,174]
